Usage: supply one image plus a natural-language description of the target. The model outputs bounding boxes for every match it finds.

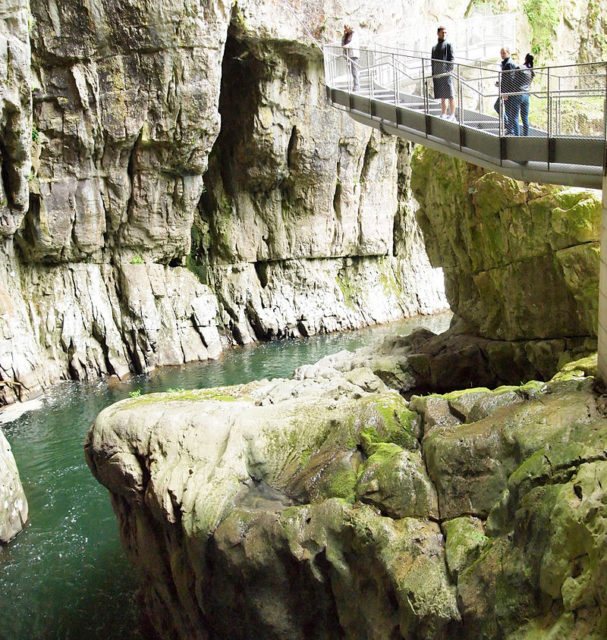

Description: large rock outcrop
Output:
[411,147,600,342]
[0,427,28,542]
[408,147,599,386]
[86,349,607,639]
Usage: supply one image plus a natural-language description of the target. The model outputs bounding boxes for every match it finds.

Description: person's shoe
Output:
[440,113,448,119]
[447,114,457,122]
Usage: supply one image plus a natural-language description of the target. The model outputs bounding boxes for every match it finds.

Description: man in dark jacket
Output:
[495,47,521,135]
[431,26,455,120]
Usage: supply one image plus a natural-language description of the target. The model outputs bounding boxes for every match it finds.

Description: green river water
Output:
[0,313,450,640]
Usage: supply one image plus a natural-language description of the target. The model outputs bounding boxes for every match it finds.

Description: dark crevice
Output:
[332,175,342,219]
[286,125,298,170]
[195,27,268,266]
[254,261,268,288]
[0,138,16,209]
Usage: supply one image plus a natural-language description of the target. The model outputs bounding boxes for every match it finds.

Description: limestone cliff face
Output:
[0,0,449,404]
[196,20,445,341]
[411,147,600,342]
[0,0,234,403]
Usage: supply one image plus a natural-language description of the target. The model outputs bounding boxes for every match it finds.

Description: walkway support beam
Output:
[599,165,607,383]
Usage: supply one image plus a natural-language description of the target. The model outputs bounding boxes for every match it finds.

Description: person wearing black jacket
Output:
[518,53,535,136]
[431,26,455,120]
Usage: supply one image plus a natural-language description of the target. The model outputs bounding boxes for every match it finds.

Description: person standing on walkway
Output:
[495,47,520,135]
[342,25,360,91]
[518,53,535,136]
[431,26,456,120]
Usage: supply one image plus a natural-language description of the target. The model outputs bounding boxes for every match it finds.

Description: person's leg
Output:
[440,98,447,116]
[505,97,519,135]
[351,57,359,90]
[520,94,530,136]
[448,97,455,118]
[512,96,521,135]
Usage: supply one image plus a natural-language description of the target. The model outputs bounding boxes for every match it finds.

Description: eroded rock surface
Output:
[86,347,607,639]
[0,428,28,542]
[0,0,449,404]
[411,147,600,342]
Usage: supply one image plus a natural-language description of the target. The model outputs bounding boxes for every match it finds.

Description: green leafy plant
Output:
[131,254,144,265]
[31,125,39,142]
[523,0,560,56]
[129,389,142,397]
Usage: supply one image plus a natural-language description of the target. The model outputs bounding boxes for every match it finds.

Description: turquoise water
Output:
[0,313,450,640]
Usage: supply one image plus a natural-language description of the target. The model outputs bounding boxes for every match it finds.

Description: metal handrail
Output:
[325,44,607,140]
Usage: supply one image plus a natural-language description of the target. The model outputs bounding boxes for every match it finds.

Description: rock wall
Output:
[1,0,603,404]
[196,22,445,342]
[411,147,600,342]
[85,348,607,639]
[0,0,451,405]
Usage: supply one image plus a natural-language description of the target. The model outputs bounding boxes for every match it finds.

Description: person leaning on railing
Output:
[342,25,360,91]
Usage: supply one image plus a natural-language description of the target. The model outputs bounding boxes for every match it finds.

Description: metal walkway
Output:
[324,46,607,189]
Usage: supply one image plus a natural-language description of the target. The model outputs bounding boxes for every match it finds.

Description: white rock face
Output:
[0,0,450,404]
[0,428,28,543]
[0,250,223,404]
[0,0,31,236]
[212,256,444,343]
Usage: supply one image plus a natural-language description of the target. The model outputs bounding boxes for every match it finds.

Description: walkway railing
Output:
[324,45,607,187]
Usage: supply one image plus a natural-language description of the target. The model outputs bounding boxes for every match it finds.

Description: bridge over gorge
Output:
[322,44,607,379]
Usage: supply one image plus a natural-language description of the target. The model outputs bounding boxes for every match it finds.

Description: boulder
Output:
[411,148,600,342]
[86,355,607,639]
[0,429,28,543]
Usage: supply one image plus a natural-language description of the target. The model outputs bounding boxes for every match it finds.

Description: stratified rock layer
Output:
[0,428,28,542]
[86,347,607,639]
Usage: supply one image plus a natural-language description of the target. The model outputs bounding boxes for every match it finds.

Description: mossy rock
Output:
[355,443,439,519]
[443,516,489,580]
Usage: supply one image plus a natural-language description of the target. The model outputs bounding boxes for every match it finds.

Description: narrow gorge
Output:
[2,0,607,638]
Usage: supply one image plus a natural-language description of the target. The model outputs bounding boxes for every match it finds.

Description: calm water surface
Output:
[0,313,450,640]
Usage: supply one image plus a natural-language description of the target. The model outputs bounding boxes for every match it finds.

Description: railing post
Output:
[393,53,398,105]
[600,63,607,384]
[422,57,427,113]
[498,70,504,140]
[457,61,463,126]
[547,66,551,170]
[370,46,375,100]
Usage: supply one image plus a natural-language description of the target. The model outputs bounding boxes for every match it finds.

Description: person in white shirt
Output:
[342,25,360,91]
